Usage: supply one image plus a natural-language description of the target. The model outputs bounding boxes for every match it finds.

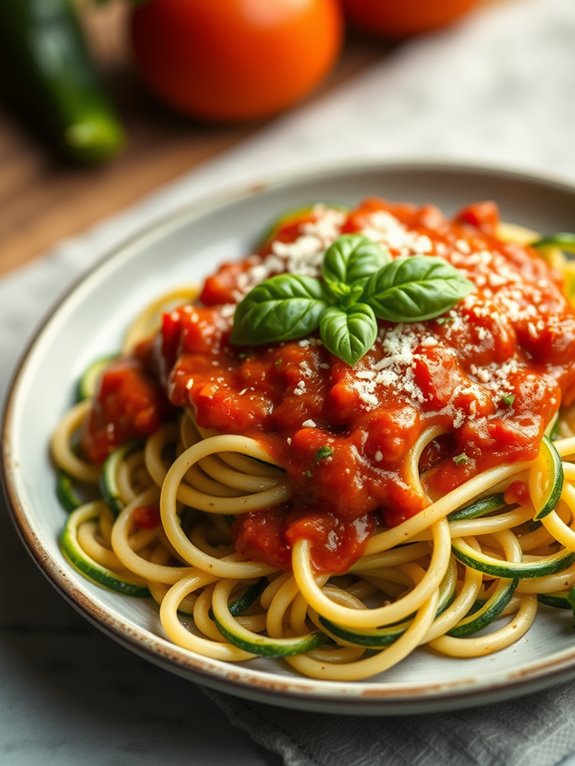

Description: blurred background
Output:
[0,0,516,276]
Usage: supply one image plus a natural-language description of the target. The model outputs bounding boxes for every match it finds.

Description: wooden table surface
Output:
[0,4,387,277]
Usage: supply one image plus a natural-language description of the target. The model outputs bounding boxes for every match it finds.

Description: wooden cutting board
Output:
[0,4,386,276]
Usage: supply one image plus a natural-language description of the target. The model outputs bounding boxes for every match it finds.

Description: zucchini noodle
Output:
[50,213,575,681]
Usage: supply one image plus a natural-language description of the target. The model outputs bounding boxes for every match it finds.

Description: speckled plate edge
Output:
[3,159,575,715]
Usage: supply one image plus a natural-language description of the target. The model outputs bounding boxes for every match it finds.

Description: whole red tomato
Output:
[341,0,480,38]
[130,0,343,122]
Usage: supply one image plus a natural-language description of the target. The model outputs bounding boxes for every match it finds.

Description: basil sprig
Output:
[231,233,473,366]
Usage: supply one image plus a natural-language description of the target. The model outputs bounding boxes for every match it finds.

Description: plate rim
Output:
[3,158,575,715]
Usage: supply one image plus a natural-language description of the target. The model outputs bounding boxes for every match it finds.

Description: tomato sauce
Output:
[82,354,171,464]
[83,199,575,573]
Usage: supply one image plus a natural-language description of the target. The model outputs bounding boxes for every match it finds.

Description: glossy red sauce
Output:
[83,199,575,573]
[82,355,170,464]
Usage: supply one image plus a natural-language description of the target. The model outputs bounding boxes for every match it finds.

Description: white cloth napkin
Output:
[2,0,575,764]
[204,683,575,766]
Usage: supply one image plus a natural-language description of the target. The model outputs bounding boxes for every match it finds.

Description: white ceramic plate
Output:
[4,161,575,715]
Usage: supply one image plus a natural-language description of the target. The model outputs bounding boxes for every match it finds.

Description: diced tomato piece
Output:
[82,358,170,463]
[200,262,248,305]
[133,505,161,529]
[286,511,374,573]
[454,201,499,235]
[233,508,292,571]
[504,481,530,507]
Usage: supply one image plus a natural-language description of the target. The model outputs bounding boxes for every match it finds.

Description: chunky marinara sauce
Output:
[83,199,575,573]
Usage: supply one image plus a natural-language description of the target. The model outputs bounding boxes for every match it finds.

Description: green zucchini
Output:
[318,615,404,648]
[532,233,575,254]
[259,203,350,246]
[318,558,458,649]
[76,355,117,401]
[211,585,327,657]
[447,579,517,637]
[214,619,326,657]
[448,493,508,522]
[56,470,82,513]
[100,440,143,516]
[452,538,575,579]
[209,579,266,621]
[0,0,124,163]
[228,580,266,616]
[60,505,150,597]
[533,436,563,520]
[549,414,561,442]
[537,592,572,610]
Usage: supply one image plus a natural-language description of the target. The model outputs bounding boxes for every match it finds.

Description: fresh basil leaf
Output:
[319,303,377,367]
[323,235,390,293]
[363,256,474,322]
[231,274,329,345]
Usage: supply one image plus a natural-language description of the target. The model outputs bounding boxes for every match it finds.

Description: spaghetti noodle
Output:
[51,198,575,680]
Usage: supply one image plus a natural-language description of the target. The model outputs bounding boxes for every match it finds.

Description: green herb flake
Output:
[315,446,334,462]
[303,470,314,480]
[501,393,515,406]
[453,452,470,465]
